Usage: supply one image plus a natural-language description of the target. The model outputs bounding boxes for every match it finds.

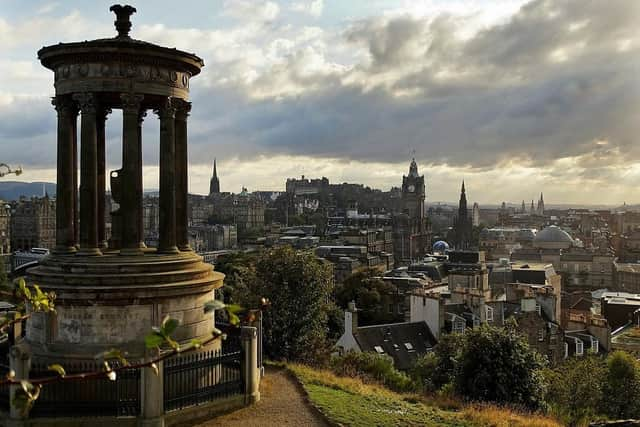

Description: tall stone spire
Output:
[537,192,545,215]
[454,180,471,249]
[458,180,467,215]
[209,158,220,196]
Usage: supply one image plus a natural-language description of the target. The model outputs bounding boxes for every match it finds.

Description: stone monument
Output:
[28,4,222,364]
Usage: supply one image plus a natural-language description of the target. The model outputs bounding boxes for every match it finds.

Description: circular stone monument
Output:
[27,4,222,364]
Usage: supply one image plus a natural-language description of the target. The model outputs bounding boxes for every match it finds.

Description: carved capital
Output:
[120,93,144,114]
[97,107,112,123]
[154,97,176,119]
[51,96,77,117]
[137,109,147,125]
[174,100,192,121]
[72,93,97,114]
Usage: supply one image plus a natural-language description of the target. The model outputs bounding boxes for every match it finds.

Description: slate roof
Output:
[354,321,437,370]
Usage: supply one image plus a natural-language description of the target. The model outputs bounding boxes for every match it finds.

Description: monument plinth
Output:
[28,5,221,364]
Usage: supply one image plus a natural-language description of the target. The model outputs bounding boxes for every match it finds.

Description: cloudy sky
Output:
[1,0,639,204]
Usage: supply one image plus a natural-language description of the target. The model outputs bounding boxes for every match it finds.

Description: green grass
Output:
[288,363,562,427]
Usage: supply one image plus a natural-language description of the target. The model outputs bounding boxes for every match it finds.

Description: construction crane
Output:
[0,163,22,178]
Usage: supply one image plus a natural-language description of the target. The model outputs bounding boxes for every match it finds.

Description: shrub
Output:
[601,351,640,419]
[543,355,606,426]
[330,351,417,392]
[454,325,547,410]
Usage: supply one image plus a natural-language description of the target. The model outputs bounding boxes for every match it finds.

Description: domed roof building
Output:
[433,240,450,254]
[533,225,574,250]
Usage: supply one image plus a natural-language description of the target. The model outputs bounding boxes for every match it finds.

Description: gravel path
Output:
[197,367,330,427]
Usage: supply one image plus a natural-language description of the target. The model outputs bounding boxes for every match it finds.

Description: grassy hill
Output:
[288,364,561,427]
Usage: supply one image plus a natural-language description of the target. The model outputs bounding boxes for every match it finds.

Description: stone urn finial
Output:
[109,4,137,38]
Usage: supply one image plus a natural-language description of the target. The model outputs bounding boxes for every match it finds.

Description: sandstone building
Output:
[10,195,56,250]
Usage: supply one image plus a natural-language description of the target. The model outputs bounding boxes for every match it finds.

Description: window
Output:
[374,346,384,354]
[538,329,545,342]
[486,306,494,322]
[576,340,584,356]
[564,342,569,359]
[404,342,414,351]
[591,339,599,353]
[535,303,541,315]
[453,319,465,334]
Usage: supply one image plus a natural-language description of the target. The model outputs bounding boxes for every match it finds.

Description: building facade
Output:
[10,195,56,250]
[0,202,10,254]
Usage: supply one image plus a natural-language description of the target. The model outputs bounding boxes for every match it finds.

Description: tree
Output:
[335,268,402,325]
[454,324,547,410]
[411,333,464,392]
[251,246,333,362]
[601,351,640,419]
[214,252,258,308]
[544,355,606,426]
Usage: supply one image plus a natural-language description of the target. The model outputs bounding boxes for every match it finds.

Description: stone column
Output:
[174,100,192,251]
[120,93,145,255]
[52,96,77,254]
[241,326,260,404]
[97,107,111,250]
[140,361,164,427]
[138,110,147,248]
[72,109,79,247]
[73,92,102,256]
[156,98,179,254]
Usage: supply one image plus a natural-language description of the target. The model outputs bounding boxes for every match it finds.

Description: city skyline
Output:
[1,0,639,204]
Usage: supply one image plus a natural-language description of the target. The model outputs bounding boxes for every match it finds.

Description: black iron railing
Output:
[29,361,141,418]
[163,348,243,412]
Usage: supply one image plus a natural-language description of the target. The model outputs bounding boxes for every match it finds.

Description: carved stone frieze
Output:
[54,62,190,89]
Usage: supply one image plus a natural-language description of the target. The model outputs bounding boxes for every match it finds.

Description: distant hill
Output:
[0,181,56,202]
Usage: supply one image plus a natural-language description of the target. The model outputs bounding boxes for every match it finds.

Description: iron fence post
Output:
[140,359,164,427]
[240,326,260,405]
[8,343,31,426]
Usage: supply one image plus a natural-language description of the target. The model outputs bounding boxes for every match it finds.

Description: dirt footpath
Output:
[197,367,330,427]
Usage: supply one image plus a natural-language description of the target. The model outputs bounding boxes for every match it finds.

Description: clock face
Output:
[408,185,415,192]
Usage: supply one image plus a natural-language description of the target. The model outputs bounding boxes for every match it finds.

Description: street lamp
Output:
[0,164,22,178]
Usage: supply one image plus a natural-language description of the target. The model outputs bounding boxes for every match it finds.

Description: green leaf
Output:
[204,300,226,313]
[226,304,243,314]
[229,312,240,326]
[161,316,180,336]
[18,279,31,300]
[144,332,164,349]
[190,338,202,349]
[97,349,129,366]
[47,364,66,377]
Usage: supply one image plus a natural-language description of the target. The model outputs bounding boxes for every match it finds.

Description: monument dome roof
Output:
[533,225,573,249]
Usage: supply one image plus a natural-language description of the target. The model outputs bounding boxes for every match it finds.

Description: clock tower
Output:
[401,158,425,219]
[393,158,429,264]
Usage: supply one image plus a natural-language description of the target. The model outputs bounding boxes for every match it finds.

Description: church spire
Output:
[458,180,468,216]
[209,158,220,196]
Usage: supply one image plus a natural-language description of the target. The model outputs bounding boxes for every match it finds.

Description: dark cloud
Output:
[3,0,639,186]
